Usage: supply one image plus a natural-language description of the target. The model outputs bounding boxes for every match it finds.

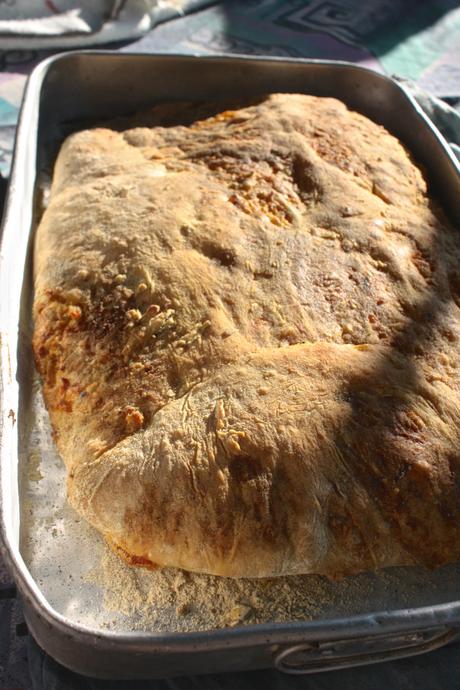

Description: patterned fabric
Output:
[1,1,460,687]
[0,566,30,689]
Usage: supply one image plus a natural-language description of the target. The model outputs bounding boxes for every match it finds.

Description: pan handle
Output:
[275,626,458,674]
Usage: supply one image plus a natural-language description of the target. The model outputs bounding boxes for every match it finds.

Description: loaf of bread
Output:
[33,94,460,578]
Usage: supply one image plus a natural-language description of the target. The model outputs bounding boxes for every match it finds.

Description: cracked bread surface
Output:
[33,94,460,578]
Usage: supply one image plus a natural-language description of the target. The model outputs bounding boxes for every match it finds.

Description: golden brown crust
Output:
[33,94,460,578]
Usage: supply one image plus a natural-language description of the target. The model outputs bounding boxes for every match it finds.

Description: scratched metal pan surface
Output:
[1,53,460,680]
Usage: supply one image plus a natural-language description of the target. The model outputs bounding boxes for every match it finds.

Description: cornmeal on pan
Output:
[33,94,460,579]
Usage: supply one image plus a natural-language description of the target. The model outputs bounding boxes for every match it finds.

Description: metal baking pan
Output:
[1,52,460,680]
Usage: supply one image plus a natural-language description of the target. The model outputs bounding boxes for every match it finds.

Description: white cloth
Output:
[0,0,212,48]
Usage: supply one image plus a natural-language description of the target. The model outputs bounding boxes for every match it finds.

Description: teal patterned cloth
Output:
[1,2,460,688]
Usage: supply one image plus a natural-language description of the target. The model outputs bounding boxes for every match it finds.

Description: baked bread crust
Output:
[33,94,460,578]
